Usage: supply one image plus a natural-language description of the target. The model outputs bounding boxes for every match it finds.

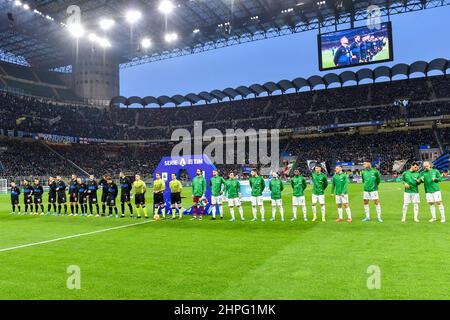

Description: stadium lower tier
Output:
[0,126,448,179]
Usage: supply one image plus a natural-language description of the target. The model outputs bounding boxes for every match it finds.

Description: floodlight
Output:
[141,38,152,49]
[67,23,85,38]
[99,18,115,31]
[125,10,142,24]
[164,32,178,42]
[158,0,175,15]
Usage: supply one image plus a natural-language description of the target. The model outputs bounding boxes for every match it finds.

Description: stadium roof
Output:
[0,0,448,69]
[111,58,449,106]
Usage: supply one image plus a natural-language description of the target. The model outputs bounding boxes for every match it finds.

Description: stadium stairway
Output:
[433,125,445,154]
[39,141,90,176]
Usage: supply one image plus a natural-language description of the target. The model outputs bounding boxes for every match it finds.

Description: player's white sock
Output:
[272,206,276,220]
[280,206,284,221]
[376,205,382,219]
[260,205,265,220]
[338,208,343,220]
[238,207,244,220]
[364,205,370,219]
[321,206,326,221]
[252,206,257,220]
[302,206,307,220]
[402,204,408,221]
[346,207,352,219]
[430,205,436,220]
[293,206,297,219]
[229,207,235,220]
[312,206,317,219]
[438,204,445,221]
[212,206,216,219]
[219,205,223,218]
[413,204,419,221]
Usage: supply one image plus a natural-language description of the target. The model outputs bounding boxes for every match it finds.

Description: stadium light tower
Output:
[141,38,152,49]
[125,10,142,24]
[99,18,115,31]
[158,0,176,15]
[68,23,85,38]
[164,32,178,43]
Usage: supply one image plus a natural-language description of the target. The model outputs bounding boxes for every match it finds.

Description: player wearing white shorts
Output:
[269,172,284,221]
[331,165,352,223]
[209,170,226,220]
[401,162,421,223]
[362,161,383,223]
[224,172,244,221]
[290,169,307,221]
[311,165,328,222]
[420,161,446,223]
[249,169,266,222]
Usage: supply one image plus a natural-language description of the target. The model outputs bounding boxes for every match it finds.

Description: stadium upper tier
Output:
[112,58,449,107]
[0,61,80,102]
[0,72,449,141]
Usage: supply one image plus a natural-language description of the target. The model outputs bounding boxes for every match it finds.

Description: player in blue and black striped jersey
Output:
[77,178,88,216]
[33,179,45,215]
[106,176,119,218]
[22,180,33,215]
[99,176,108,216]
[10,182,21,215]
[69,174,79,216]
[87,175,100,216]
[47,176,58,215]
[119,172,133,218]
[56,176,68,215]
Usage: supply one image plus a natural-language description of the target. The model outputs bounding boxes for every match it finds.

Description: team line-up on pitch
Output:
[7,161,447,224]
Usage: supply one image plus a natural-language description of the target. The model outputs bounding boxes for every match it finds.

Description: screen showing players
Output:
[318,22,393,71]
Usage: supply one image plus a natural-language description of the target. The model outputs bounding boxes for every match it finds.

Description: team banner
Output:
[307,160,328,173]
[239,180,271,202]
[392,160,408,173]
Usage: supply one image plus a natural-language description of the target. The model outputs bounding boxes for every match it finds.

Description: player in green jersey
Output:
[401,162,422,223]
[362,161,383,223]
[269,172,284,222]
[420,161,446,223]
[224,172,244,221]
[311,165,328,222]
[210,170,226,220]
[291,169,307,222]
[331,165,352,223]
[249,169,266,222]
[169,173,183,220]
[192,169,207,220]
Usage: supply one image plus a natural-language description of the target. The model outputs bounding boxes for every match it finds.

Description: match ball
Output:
[154,214,160,221]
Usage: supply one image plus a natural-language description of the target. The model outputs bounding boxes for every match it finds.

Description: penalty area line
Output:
[0,220,153,253]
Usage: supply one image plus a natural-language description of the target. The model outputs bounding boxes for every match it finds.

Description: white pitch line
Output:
[0,220,152,253]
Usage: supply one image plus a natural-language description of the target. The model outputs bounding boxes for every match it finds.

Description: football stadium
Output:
[0,0,449,307]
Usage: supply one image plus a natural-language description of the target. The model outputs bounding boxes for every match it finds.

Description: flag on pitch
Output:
[433,153,450,172]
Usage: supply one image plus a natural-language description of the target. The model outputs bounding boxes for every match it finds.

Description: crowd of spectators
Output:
[0,76,448,141]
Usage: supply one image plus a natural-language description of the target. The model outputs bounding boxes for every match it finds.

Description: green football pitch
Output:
[0,182,449,300]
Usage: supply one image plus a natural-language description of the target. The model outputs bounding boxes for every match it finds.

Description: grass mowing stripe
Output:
[0,220,153,253]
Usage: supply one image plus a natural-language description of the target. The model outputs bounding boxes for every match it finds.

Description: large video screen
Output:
[318,22,393,71]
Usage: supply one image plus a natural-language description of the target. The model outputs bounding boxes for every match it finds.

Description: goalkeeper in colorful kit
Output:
[331,166,352,223]
[362,161,383,223]
[311,165,328,222]
[291,169,307,222]
[224,172,244,221]
[401,162,422,223]
[269,172,284,222]
[210,170,226,220]
[420,161,446,223]
[249,169,266,222]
